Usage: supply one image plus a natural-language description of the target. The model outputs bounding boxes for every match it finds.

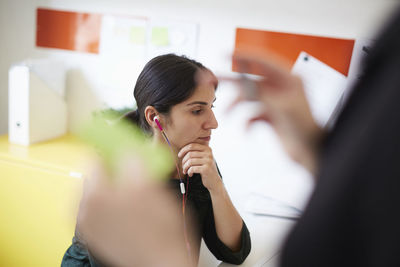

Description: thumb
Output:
[246,113,272,131]
[225,94,243,114]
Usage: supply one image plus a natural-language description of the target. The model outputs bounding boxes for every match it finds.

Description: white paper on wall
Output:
[148,19,198,60]
[97,15,199,109]
[291,51,347,127]
[98,15,149,109]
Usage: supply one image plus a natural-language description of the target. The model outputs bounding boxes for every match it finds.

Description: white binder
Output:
[8,59,67,145]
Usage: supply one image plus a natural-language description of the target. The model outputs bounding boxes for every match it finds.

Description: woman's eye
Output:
[192,109,203,115]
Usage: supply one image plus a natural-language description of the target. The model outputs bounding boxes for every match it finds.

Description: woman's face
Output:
[162,71,218,151]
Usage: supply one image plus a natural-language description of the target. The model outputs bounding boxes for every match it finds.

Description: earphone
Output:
[153,115,185,193]
[153,116,163,132]
[153,114,192,264]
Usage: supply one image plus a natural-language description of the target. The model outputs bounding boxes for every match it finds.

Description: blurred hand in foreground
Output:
[76,156,188,267]
[223,49,325,175]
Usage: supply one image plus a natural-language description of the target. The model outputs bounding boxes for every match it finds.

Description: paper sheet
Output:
[291,51,347,127]
[151,27,169,46]
[244,193,302,220]
[148,19,198,59]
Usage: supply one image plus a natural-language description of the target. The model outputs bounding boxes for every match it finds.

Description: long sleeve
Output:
[61,237,90,267]
[202,204,251,265]
[61,236,102,267]
[184,165,251,265]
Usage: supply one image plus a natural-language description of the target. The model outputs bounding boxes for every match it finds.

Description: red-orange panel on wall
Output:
[234,28,355,76]
[36,8,102,54]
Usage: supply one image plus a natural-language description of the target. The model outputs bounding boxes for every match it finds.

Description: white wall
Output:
[1,0,398,133]
[0,0,398,206]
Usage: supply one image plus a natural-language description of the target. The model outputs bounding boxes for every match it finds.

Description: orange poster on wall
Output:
[36,8,102,54]
[234,28,355,76]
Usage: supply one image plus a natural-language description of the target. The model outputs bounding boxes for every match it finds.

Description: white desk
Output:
[198,212,296,267]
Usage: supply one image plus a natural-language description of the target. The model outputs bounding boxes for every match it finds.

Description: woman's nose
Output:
[204,110,218,130]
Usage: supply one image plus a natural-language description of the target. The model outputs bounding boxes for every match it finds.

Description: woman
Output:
[62,54,251,266]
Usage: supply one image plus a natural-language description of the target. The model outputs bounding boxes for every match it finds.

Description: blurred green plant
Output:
[79,110,173,181]
[92,106,135,119]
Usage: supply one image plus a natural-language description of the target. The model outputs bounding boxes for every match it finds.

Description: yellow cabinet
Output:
[0,135,88,266]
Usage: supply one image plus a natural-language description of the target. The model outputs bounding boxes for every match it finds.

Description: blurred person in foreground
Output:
[230,6,400,266]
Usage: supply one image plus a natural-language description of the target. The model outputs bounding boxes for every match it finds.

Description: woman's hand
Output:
[179,143,245,252]
[178,143,222,192]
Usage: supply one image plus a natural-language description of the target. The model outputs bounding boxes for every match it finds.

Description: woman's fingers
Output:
[178,143,206,158]
[179,143,214,176]
[187,165,203,178]
[182,158,206,175]
[181,151,204,167]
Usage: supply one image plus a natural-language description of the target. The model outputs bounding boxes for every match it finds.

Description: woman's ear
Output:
[144,106,159,129]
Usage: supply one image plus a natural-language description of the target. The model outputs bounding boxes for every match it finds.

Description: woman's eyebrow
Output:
[186,98,217,106]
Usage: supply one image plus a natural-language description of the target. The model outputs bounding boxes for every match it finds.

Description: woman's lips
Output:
[198,136,211,142]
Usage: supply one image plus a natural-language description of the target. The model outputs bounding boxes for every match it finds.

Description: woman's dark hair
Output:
[124,54,213,134]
